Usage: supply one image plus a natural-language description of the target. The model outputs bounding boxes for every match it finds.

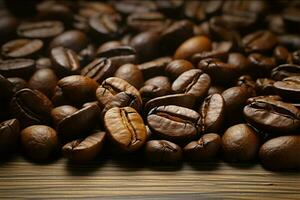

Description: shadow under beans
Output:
[145,162,183,172]
[186,159,221,171]
[225,161,258,169]
[0,152,18,166]
[110,150,147,172]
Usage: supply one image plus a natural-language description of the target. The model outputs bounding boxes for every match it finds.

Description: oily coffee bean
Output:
[78,1,116,18]
[222,124,260,162]
[0,74,13,102]
[0,118,20,153]
[114,1,157,15]
[273,46,290,64]
[1,39,43,58]
[191,50,228,66]
[292,50,300,64]
[227,52,251,73]
[171,69,211,100]
[96,77,142,110]
[278,34,300,50]
[207,85,225,96]
[114,64,144,89]
[244,98,300,134]
[0,59,36,79]
[104,107,147,152]
[274,76,300,102]
[50,46,80,77]
[138,57,171,79]
[49,30,89,53]
[248,53,276,77]
[21,125,58,161]
[259,135,300,170]
[10,89,53,127]
[51,105,78,127]
[62,131,106,163]
[256,78,276,95]
[271,64,300,81]
[165,59,194,80]
[53,75,99,106]
[236,75,256,89]
[242,30,278,53]
[145,140,182,164]
[79,44,96,66]
[139,76,172,100]
[7,77,27,93]
[17,21,64,39]
[184,133,221,161]
[147,105,200,143]
[127,12,168,32]
[28,69,58,98]
[36,57,52,70]
[198,94,225,134]
[97,41,122,53]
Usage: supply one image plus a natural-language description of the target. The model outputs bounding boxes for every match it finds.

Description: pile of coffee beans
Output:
[0,0,299,171]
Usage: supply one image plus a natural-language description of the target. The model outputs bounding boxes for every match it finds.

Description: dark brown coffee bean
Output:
[96,77,142,110]
[10,89,53,127]
[246,95,282,104]
[236,75,256,89]
[244,98,300,134]
[1,39,43,58]
[104,107,147,152]
[21,125,58,161]
[292,50,300,65]
[127,12,167,32]
[140,76,172,100]
[49,30,89,53]
[278,34,300,50]
[283,7,300,33]
[51,105,78,128]
[147,105,200,143]
[97,41,123,53]
[138,57,171,79]
[50,46,80,77]
[114,1,157,15]
[0,74,13,102]
[57,104,101,141]
[259,135,300,170]
[242,30,277,53]
[53,75,99,106]
[273,76,300,102]
[62,131,106,163]
[199,94,225,133]
[78,44,96,66]
[165,59,194,80]
[184,133,221,161]
[0,59,36,79]
[174,36,212,60]
[191,50,228,66]
[227,52,251,73]
[114,64,144,89]
[17,21,64,39]
[28,69,58,98]
[172,69,211,100]
[7,77,27,93]
[222,124,260,162]
[271,64,300,81]
[145,140,182,164]
[255,78,276,95]
[0,14,18,44]
[273,46,291,64]
[0,118,19,153]
[248,53,276,77]
[36,57,52,70]
[78,2,116,18]
[207,85,225,96]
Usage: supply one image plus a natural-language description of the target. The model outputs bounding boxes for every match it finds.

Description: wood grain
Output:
[0,156,299,199]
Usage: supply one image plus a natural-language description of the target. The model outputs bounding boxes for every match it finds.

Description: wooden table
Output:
[0,155,299,199]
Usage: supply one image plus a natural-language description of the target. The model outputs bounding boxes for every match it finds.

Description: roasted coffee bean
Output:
[140,76,172,100]
[199,94,225,133]
[0,74,13,102]
[259,135,300,170]
[36,57,52,70]
[138,57,171,79]
[174,36,212,60]
[145,140,182,164]
[172,69,211,100]
[114,0,157,15]
[0,118,20,153]
[0,59,35,79]
[50,46,80,77]
[0,14,18,44]
[17,21,64,39]
[282,7,300,33]
[57,104,101,141]
[51,105,78,127]
[63,131,106,163]
[207,85,225,96]
[191,50,228,65]
[271,64,300,81]
[49,30,89,53]
[10,89,53,127]
[273,46,290,64]
[7,77,27,93]
[127,12,167,32]
[1,39,43,58]
[114,64,144,89]
[236,75,256,89]
[147,105,200,143]
[242,30,277,53]
[21,125,58,161]
[247,95,282,104]
[165,59,194,80]
[273,76,300,102]
[248,53,276,77]
[244,98,300,134]
[96,77,142,110]
[28,69,58,97]
[278,34,300,50]
[104,107,147,152]
[222,124,260,162]
[184,133,221,161]
[78,1,116,18]
[97,41,122,53]
[53,75,99,106]
[79,44,96,66]
[292,50,300,65]
[256,78,276,95]
[227,52,250,73]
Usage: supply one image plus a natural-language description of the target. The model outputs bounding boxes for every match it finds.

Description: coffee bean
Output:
[0,14,18,44]
[145,140,182,164]
[244,98,300,134]
[236,75,256,89]
[283,7,300,33]
[50,46,80,77]
[78,44,96,66]
[78,1,116,18]
[227,52,250,73]
[0,74,13,102]
[114,1,157,15]
[207,85,225,96]
[138,57,171,79]
[1,39,43,58]
[7,77,27,93]
[255,78,276,95]
[274,46,291,64]
[127,12,168,32]
[36,57,52,70]
[165,59,194,80]
[222,124,260,162]
[248,53,276,77]
[273,76,300,102]
[10,89,53,127]
[278,34,300,50]
[97,41,122,53]
[259,135,300,170]
[114,64,144,89]
[104,107,147,152]
[139,76,172,100]
[271,64,300,81]
[242,30,277,53]
[147,105,200,143]
[51,105,78,128]
[0,59,36,79]
[62,131,106,163]
[184,133,221,161]
[0,118,20,153]
[21,125,58,161]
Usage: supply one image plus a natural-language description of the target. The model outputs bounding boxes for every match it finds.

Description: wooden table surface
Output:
[0,155,299,200]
